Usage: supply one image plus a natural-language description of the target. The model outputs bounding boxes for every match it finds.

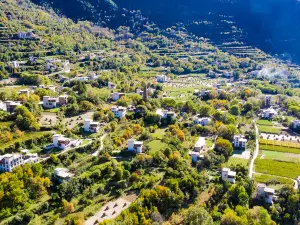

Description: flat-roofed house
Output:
[84,119,100,133]
[53,134,71,150]
[194,137,206,152]
[111,92,125,101]
[111,106,127,119]
[58,95,68,106]
[233,135,248,149]
[108,82,116,89]
[0,153,39,172]
[128,139,143,153]
[156,75,169,83]
[257,183,275,204]
[3,101,21,113]
[263,108,278,119]
[54,168,74,183]
[43,96,57,109]
[292,120,300,129]
[221,168,236,184]
[194,117,211,126]
[156,109,176,119]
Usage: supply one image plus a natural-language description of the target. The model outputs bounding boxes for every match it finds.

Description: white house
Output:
[43,96,58,109]
[194,117,211,126]
[128,139,143,153]
[0,153,39,172]
[156,75,169,83]
[108,82,116,89]
[111,106,127,118]
[3,101,21,113]
[263,108,278,119]
[233,135,247,148]
[194,137,206,152]
[292,120,300,129]
[257,183,275,204]
[221,168,236,184]
[18,89,30,98]
[10,61,20,69]
[111,92,125,101]
[84,119,100,133]
[53,134,70,150]
[54,168,74,183]
[156,109,176,119]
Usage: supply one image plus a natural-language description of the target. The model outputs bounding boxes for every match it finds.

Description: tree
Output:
[79,101,93,112]
[217,124,237,140]
[214,138,233,159]
[199,105,212,117]
[62,199,74,214]
[15,106,40,131]
[184,207,213,225]
[230,105,241,116]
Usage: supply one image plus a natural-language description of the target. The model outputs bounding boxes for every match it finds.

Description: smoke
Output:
[257,67,289,80]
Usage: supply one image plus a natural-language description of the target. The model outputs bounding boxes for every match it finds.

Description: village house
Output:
[84,119,100,133]
[18,89,30,98]
[3,101,21,113]
[257,183,275,204]
[194,137,206,152]
[292,120,300,129]
[0,152,39,172]
[108,82,116,89]
[9,61,20,69]
[128,139,143,153]
[194,117,211,126]
[221,168,236,184]
[189,151,204,163]
[54,168,74,183]
[263,108,278,119]
[111,92,125,101]
[111,106,127,118]
[233,135,247,148]
[136,88,144,96]
[52,134,82,150]
[43,95,68,109]
[156,109,176,119]
[156,74,169,83]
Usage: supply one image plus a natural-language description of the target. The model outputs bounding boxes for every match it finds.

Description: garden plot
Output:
[225,157,249,168]
[260,150,300,163]
[63,111,93,129]
[260,133,300,142]
[39,112,58,127]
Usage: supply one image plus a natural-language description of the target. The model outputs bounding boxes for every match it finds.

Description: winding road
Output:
[92,133,107,156]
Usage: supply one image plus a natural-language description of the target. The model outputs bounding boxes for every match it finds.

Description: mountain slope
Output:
[31,0,300,63]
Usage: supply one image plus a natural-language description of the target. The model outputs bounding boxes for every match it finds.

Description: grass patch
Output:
[260,144,300,154]
[225,157,249,168]
[151,128,166,140]
[44,108,60,113]
[0,131,52,152]
[261,150,300,163]
[255,158,300,178]
[258,125,280,134]
[254,173,293,185]
[206,139,213,148]
[147,140,168,154]
[0,121,14,128]
[257,120,273,126]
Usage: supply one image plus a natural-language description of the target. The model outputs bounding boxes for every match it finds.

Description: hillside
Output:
[31,0,300,63]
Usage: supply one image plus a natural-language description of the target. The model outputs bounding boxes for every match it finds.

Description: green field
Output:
[260,144,300,154]
[147,140,168,153]
[260,150,300,163]
[258,125,280,134]
[255,158,300,178]
[257,120,273,126]
[151,129,166,140]
[44,108,60,113]
[225,157,249,168]
[254,173,293,185]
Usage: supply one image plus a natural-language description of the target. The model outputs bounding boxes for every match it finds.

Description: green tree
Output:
[184,207,213,225]
[214,138,233,159]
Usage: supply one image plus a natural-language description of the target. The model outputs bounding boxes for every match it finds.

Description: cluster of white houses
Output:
[43,95,68,109]
[156,109,176,119]
[262,108,278,119]
[194,117,211,126]
[0,150,39,172]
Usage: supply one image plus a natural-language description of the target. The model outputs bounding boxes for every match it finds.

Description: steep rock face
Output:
[31,0,300,62]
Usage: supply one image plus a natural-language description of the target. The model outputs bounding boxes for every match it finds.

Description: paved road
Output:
[92,134,107,156]
[41,139,92,162]
[249,122,259,178]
